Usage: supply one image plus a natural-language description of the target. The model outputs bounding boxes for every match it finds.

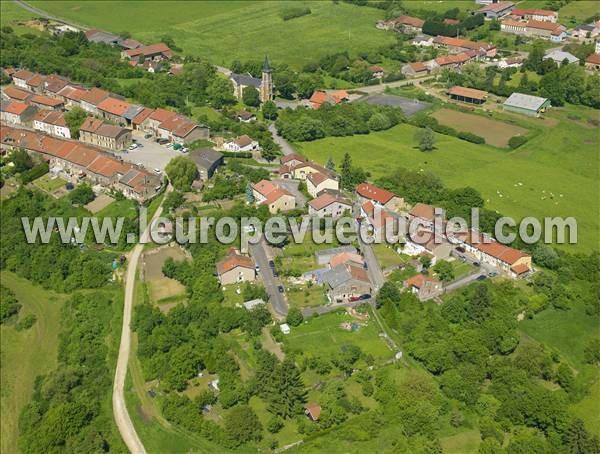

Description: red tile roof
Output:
[25,73,45,88]
[149,108,177,123]
[409,203,437,221]
[30,95,63,107]
[330,252,363,268]
[216,249,255,274]
[262,187,293,205]
[309,90,349,108]
[433,36,495,52]
[405,273,439,289]
[96,97,130,116]
[252,179,277,197]
[132,107,154,125]
[511,8,557,17]
[408,62,428,72]
[124,43,172,58]
[12,69,35,81]
[356,182,395,204]
[65,145,100,167]
[307,171,332,186]
[587,53,600,65]
[3,86,31,101]
[280,153,306,165]
[464,231,530,265]
[2,101,30,115]
[80,87,110,106]
[435,53,471,66]
[308,192,349,211]
[394,15,425,28]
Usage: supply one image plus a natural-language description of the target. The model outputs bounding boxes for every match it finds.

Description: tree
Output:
[0,285,21,323]
[11,148,33,173]
[367,112,392,131]
[414,127,435,152]
[224,405,262,446]
[245,182,255,203]
[163,190,185,211]
[562,419,600,454]
[262,100,278,120]
[242,86,260,107]
[267,359,307,418]
[286,307,303,327]
[207,78,236,109]
[325,157,335,172]
[340,152,353,190]
[433,261,455,282]
[584,338,600,364]
[419,254,432,269]
[165,156,198,191]
[64,107,87,139]
[556,363,574,392]
[69,184,95,205]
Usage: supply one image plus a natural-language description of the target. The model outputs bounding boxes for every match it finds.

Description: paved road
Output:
[444,265,491,293]
[113,185,171,454]
[352,75,435,95]
[268,123,296,156]
[250,239,288,318]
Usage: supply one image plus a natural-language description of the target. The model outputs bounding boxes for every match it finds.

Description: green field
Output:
[405,1,476,13]
[27,1,395,69]
[0,1,41,34]
[296,107,600,252]
[284,310,393,363]
[0,272,67,454]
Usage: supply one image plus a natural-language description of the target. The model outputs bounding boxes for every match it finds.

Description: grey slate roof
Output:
[119,169,139,185]
[322,264,354,289]
[190,148,223,170]
[123,104,145,121]
[543,50,579,64]
[243,298,265,310]
[504,92,549,111]
[87,30,120,44]
[230,73,261,88]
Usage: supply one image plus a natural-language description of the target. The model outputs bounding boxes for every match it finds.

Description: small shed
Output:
[304,403,321,421]
[243,298,265,311]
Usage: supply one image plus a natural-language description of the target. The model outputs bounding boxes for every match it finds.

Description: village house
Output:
[404,274,443,300]
[356,182,405,211]
[79,117,132,151]
[401,61,429,78]
[236,111,256,123]
[190,148,223,180]
[448,86,488,104]
[304,404,322,422]
[24,73,46,93]
[156,115,209,145]
[12,69,36,89]
[329,251,364,269]
[251,179,296,214]
[412,35,434,47]
[2,86,32,102]
[0,126,159,201]
[360,200,405,242]
[503,92,550,117]
[498,57,523,69]
[500,19,567,42]
[315,245,358,265]
[280,153,306,169]
[96,97,131,125]
[139,108,177,136]
[368,65,385,79]
[30,95,64,111]
[543,50,579,66]
[222,135,259,152]
[32,110,71,138]
[570,22,600,43]
[131,107,154,131]
[433,36,497,58]
[280,160,330,181]
[378,15,424,34]
[308,192,352,218]
[56,85,87,109]
[42,75,70,98]
[403,229,453,265]
[216,248,256,285]
[460,231,532,278]
[510,8,558,23]
[476,1,515,19]
[427,52,472,72]
[306,171,339,197]
[309,90,349,109]
[118,38,143,51]
[585,53,600,70]
[0,100,36,125]
[121,43,173,62]
[79,87,111,115]
[323,262,372,302]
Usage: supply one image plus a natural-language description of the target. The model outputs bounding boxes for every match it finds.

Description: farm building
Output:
[503,93,550,117]
[543,50,579,66]
[585,53,600,70]
[477,1,515,19]
[448,86,488,104]
[190,148,223,180]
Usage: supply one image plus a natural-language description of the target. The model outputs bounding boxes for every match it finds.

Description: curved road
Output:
[113,186,171,454]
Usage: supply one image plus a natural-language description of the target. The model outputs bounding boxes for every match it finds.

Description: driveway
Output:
[268,123,296,156]
[273,178,306,208]
[249,239,288,318]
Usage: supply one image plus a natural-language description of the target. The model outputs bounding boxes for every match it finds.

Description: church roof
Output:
[230,72,261,88]
[263,56,272,73]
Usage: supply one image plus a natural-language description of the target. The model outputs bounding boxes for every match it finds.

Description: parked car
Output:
[455,246,466,253]
[487,271,498,277]
[277,285,284,293]
[157,138,169,145]
[181,147,189,153]
[359,294,371,300]
[144,133,153,139]
[268,260,275,268]
[349,295,361,302]
[255,265,260,272]
[65,182,74,190]
[153,168,161,174]
[476,275,487,281]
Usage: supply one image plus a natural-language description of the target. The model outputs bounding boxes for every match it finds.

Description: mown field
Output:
[0,272,67,454]
[27,1,395,69]
[296,105,600,252]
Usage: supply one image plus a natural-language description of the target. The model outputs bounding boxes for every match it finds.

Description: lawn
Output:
[559,1,600,23]
[431,109,529,148]
[284,311,393,363]
[372,242,405,269]
[28,1,395,69]
[0,272,67,454]
[519,301,599,369]
[32,174,67,193]
[97,198,138,219]
[405,1,476,13]
[295,108,600,252]
[0,1,42,35]
[286,283,329,309]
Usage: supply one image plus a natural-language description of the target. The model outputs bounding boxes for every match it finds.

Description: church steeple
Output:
[262,55,271,73]
[260,55,273,103]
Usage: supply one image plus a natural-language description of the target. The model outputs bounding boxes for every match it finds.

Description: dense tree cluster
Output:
[0,285,21,323]
[1,189,113,292]
[276,102,404,141]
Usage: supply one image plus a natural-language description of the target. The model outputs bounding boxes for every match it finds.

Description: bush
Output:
[457,131,485,144]
[15,314,37,331]
[19,163,49,184]
[69,183,95,205]
[286,307,304,327]
[509,135,528,149]
[281,6,311,21]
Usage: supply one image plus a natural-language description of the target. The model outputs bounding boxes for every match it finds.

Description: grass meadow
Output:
[27,1,395,69]
[0,272,67,454]
[296,106,600,252]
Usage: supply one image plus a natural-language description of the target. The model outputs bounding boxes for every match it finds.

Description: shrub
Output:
[457,131,485,144]
[15,314,37,331]
[281,6,311,21]
[19,163,49,184]
[509,135,528,149]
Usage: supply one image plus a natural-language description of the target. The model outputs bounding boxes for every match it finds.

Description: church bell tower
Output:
[260,56,273,103]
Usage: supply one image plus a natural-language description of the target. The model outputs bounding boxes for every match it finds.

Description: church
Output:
[230,56,273,103]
